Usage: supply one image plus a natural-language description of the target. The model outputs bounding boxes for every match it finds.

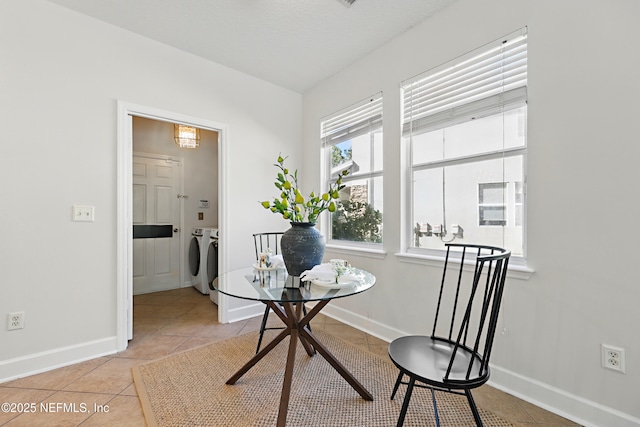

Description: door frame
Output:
[116,101,228,350]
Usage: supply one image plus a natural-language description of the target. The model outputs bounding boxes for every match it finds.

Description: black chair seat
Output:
[389,336,488,389]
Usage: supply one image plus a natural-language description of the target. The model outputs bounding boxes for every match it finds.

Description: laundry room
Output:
[131,116,219,297]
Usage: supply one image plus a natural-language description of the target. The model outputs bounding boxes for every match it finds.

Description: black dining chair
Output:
[388,243,511,427]
[252,232,311,354]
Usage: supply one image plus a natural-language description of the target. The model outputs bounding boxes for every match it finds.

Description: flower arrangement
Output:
[260,155,347,224]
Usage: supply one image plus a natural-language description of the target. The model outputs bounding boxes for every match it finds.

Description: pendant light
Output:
[174,124,200,148]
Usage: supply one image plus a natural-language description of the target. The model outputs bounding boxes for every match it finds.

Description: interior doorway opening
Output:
[131,117,219,296]
[117,101,228,351]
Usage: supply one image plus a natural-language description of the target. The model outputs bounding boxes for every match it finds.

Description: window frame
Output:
[320,93,384,249]
[399,28,530,269]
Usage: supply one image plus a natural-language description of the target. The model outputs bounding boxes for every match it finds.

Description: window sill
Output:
[395,252,534,280]
[325,243,387,260]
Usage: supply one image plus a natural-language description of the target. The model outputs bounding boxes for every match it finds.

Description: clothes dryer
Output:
[188,227,215,294]
[207,229,219,305]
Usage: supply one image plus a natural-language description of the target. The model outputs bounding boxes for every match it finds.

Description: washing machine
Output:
[188,227,216,294]
[207,229,219,305]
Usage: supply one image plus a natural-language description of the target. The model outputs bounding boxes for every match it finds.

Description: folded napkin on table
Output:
[269,254,284,268]
[300,263,359,282]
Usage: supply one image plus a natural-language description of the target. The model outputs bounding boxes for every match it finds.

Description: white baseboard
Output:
[225,301,265,323]
[0,336,118,384]
[319,304,639,427]
[489,366,640,427]
[319,303,404,343]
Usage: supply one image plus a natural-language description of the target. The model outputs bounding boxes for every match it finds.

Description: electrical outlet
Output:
[601,344,625,373]
[7,312,25,330]
[72,205,95,222]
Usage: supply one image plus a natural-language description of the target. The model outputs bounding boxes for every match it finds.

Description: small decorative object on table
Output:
[253,254,285,272]
[253,253,287,285]
[330,258,351,282]
[259,249,272,268]
[259,155,348,276]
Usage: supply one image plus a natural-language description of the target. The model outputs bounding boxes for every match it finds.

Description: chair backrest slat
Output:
[431,243,510,384]
[253,232,284,262]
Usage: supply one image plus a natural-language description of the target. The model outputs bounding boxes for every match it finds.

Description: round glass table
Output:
[213,267,376,427]
[215,267,375,303]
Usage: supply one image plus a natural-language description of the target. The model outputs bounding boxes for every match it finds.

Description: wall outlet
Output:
[72,205,95,222]
[7,312,25,330]
[601,344,625,373]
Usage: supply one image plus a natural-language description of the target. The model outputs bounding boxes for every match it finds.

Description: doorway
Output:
[116,101,228,350]
[130,116,219,296]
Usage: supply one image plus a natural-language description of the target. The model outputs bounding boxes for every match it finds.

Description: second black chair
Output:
[388,243,511,427]
[252,232,311,354]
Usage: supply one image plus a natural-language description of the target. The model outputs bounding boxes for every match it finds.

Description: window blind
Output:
[403,29,527,136]
[322,93,383,146]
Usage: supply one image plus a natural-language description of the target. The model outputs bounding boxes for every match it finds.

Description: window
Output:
[321,94,383,245]
[478,183,507,226]
[403,29,527,257]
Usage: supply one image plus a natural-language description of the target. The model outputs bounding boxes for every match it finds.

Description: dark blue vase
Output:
[280,222,325,277]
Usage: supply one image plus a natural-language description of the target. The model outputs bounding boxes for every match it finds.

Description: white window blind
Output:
[403,29,527,136]
[322,94,383,147]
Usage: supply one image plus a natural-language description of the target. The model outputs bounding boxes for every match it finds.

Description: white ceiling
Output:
[47,0,458,93]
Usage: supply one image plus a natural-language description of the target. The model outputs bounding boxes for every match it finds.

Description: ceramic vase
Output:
[280,222,325,277]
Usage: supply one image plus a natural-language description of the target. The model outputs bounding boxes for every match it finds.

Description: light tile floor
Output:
[1,287,581,426]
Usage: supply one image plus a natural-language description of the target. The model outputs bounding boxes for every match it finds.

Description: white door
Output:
[132,154,182,294]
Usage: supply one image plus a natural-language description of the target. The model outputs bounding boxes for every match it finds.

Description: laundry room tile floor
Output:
[0,287,580,426]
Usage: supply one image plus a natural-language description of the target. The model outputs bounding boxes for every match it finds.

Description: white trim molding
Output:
[325,244,386,260]
[0,337,117,384]
[395,251,534,280]
[490,366,640,427]
[223,299,265,324]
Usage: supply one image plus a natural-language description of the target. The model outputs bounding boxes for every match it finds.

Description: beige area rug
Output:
[132,330,514,426]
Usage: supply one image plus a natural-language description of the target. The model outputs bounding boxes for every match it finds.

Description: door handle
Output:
[173,228,179,233]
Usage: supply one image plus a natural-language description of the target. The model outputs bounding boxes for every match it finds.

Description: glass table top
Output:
[213,267,376,303]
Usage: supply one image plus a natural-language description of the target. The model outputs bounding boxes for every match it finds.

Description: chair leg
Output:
[390,371,404,400]
[465,389,483,427]
[396,376,415,427]
[299,303,316,354]
[430,387,441,427]
[302,303,311,332]
[255,304,271,354]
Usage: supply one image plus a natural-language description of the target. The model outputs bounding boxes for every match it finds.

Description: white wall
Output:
[302,0,640,426]
[0,0,300,379]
